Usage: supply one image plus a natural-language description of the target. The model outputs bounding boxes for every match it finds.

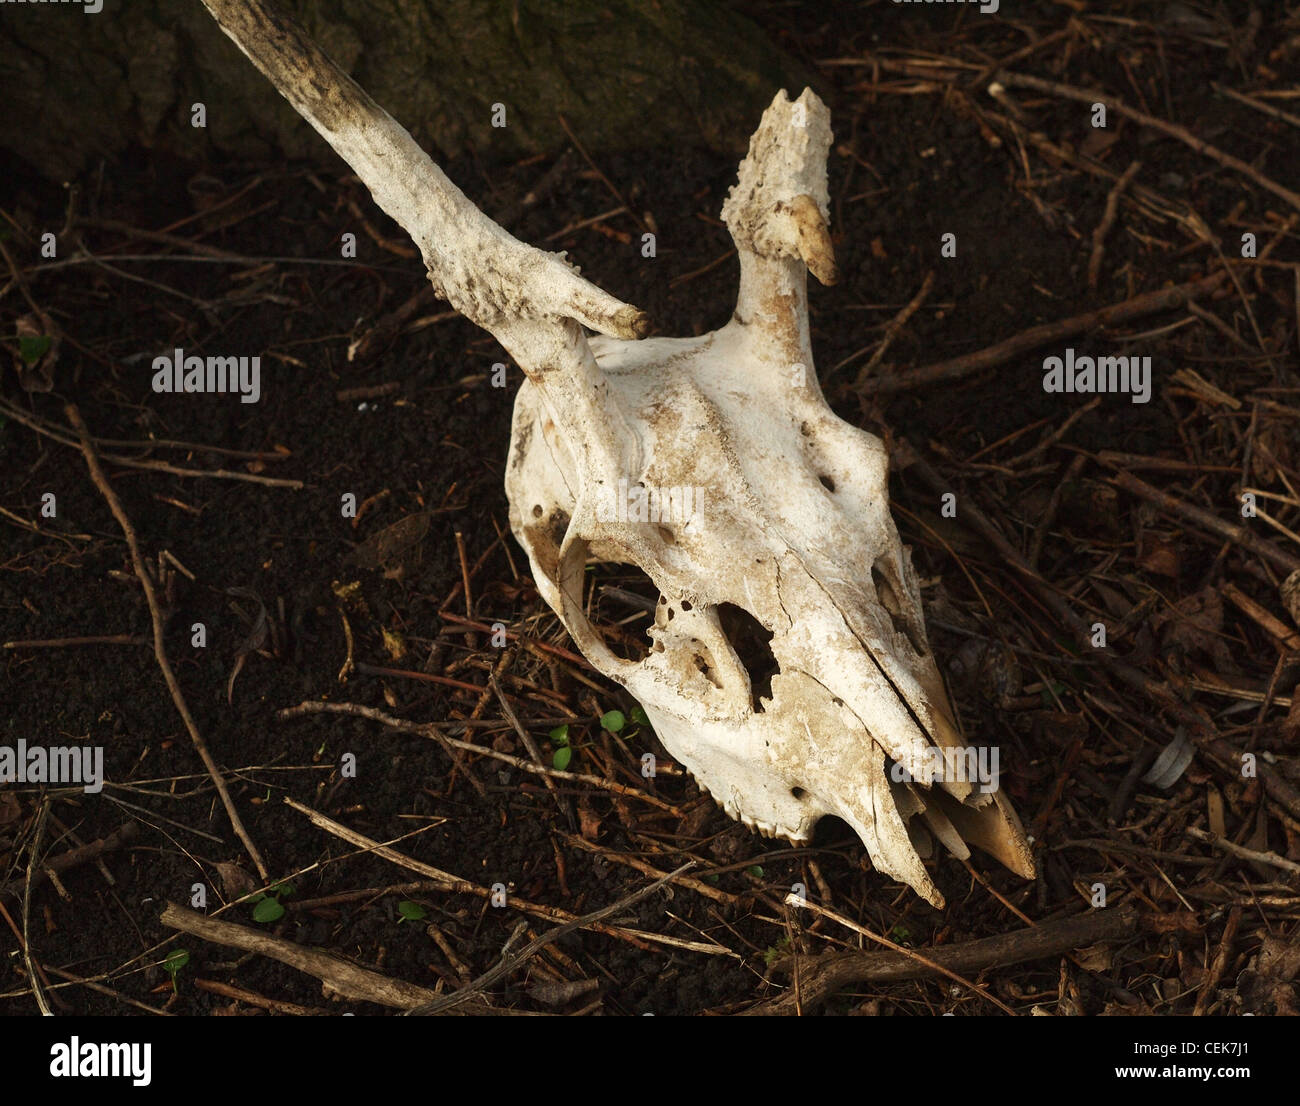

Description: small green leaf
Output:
[629,705,651,728]
[888,923,912,945]
[746,865,764,879]
[270,879,296,898]
[246,892,267,904]
[703,873,720,884]
[253,898,286,923]
[18,335,51,365]
[163,949,190,976]
[600,709,626,733]
[552,746,572,771]
[397,900,427,922]
[548,724,569,746]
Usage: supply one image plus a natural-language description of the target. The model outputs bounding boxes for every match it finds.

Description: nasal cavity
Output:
[872,565,926,655]
[717,603,779,713]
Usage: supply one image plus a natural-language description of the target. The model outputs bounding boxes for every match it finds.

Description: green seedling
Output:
[162,949,191,992]
[18,335,50,365]
[548,724,571,770]
[397,900,427,923]
[249,878,296,924]
[599,709,625,733]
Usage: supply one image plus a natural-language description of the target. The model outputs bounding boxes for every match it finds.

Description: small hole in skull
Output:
[790,786,807,801]
[693,654,722,688]
[819,474,836,493]
[681,600,693,612]
[717,603,779,713]
[872,565,926,655]
[531,504,543,518]
[584,562,660,663]
[657,526,675,545]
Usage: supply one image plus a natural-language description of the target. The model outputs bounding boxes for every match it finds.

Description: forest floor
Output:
[3,2,1300,1015]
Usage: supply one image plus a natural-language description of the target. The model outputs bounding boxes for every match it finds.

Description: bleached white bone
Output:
[202,0,1034,906]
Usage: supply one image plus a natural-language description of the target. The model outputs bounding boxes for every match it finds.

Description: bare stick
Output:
[283,797,726,956]
[748,903,1141,1014]
[1088,160,1141,289]
[404,862,695,1015]
[65,404,269,880]
[1186,827,1300,875]
[1193,906,1241,1018]
[860,272,1226,393]
[489,673,568,821]
[0,821,138,901]
[852,270,934,386]
[1108,469,1300,575]
[995,70,1300,215]
[784,896,1017,1015]
[161,902,440,1009]
[4,635,147,650]
[277,699,681,811]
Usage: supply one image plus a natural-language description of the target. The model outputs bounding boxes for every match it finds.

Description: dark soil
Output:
[3,2,1299,1017]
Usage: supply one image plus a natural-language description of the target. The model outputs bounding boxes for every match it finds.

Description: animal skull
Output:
[203,0,1034,906]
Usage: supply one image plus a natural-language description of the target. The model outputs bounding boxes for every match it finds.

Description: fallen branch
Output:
[996,70,1300,216]
[277,698,681,812]
[746,903,1141,1014]
[160,902,539,1013]
[0,821,138,901]
[284,797,729,957]
[859,272,1226,394]
[404,862,694,1015]
[65,404,269,880]
[1107,468,1300,576]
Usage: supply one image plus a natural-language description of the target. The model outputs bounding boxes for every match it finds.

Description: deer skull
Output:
[203,0,1034,906]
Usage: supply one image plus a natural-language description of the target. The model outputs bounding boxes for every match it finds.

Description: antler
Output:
[199,0,649,475]
[199,0,648,346]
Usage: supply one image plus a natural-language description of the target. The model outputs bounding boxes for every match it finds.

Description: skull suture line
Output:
[203,0,1035,907]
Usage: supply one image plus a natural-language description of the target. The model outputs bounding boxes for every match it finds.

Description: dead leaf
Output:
[1281,569,1300,630]
[1074,943,1114,971]
[214,861,258,901]
[1152,587,1234,671]
[11,311,60,392]
[1137,534,1181,578]
[348,511,431,573]
[1239,935,1300,1014]
[578,796,602,841]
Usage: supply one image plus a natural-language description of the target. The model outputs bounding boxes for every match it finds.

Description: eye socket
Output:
[584,561,660,663]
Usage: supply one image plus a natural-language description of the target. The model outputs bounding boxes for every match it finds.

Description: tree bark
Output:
[0,0,819,181]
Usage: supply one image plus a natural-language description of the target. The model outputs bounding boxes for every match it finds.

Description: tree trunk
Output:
[0,0,820,181]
